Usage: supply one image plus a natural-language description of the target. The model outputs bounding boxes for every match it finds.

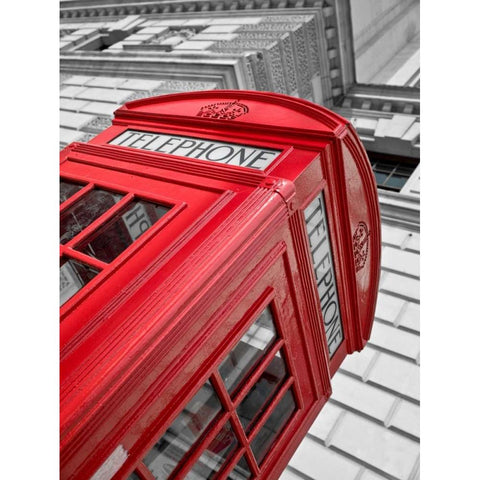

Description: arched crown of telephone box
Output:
[60,90,380,480]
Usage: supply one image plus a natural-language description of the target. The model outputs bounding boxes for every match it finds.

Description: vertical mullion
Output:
[211,371,260,477]
[135,463,156,480]
[171,411,230,480]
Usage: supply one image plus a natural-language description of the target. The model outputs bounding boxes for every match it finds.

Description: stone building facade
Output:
[60,1,420,479]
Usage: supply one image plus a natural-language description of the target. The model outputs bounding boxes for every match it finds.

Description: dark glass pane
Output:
[60,188,123,244]
[250,389,296,466]
[373,171,388,185]
[126,472,142,480]
[144,381,222,480]
[185,421,238,480]
[236,351,287,434]
[385,174,408,190]
[228,456,252,480]
[60,180,85,204]
[395,164,416,175]
[374,161,395,171]
[77,200,170,263]
[60,258,99,306]
[219,307,277,395]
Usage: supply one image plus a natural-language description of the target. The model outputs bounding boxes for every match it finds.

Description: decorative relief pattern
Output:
[197,100,249,120]
[267,42,287,94]
[250,54,270,91]
[85,116,112,132]
[305,17,321,74]
[147,28,197,45]
[280,34,298,95]
[244,57,257,89]
[292,26,313,99]
[150,80,219,93]
[238,22,302,32]
[353,222,370,272]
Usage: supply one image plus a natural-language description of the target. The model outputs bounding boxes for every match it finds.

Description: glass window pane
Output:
[126,472,142,480]
[60,179,85,204]
[76,199,170,263]
[144,381,222,480]
[385,174,408,190]
[250,389,297,466]
[236,350,288,434]
[185,421,238,480]
[60,188,123,244]
[373,171,388,185]
[219,307,277,395]
[395,164,416,175]
[60,258,99,306]
[227,456,252,480]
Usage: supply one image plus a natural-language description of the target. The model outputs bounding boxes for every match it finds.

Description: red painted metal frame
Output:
[59,90,381,480]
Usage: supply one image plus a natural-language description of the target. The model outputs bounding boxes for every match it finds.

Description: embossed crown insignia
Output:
[197,100,249,120]
[353,221,370,273]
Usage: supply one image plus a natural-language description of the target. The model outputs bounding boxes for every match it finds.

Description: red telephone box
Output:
[60,91,380,480]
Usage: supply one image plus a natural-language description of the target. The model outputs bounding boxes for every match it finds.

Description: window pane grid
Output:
[230,340,284,408]
[245,377,295,443]
[139,306,299,480]
[220,450,253,480]
[59,173,174,306]
[60,247,108,271]
[76,199,170,263]
[210,372,260,478]
[62,193,135,249]
[60,180,93,210]
[369,158,417,192]
[173,413,235,480]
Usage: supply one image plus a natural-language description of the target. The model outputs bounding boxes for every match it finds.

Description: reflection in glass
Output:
[60,258,99,306]
[385,174,408,190]
[250,389,296,465]
[227,456,252,480]
[219,307,277,396]
[126,472,142,480]
[60,179,85,204]
[60,188,123,244]
[144,381,222,480]
[236,350,287,434]
[185,421,238,480]
[77,200,170,263]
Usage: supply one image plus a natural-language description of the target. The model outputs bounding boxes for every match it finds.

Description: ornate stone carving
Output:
[305,17,321,74]
[149,80,219,94]
[267,42,287,94]
[292,26,313,99]
[353,222,370,273]
[280,34,298,95]
[85,116,112,132]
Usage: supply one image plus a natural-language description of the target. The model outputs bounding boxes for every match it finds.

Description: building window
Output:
[368,153,419,192]
[131,306,299,479]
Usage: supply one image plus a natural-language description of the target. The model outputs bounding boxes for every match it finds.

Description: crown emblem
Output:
[353,221,370,272]
[197,100,249,120]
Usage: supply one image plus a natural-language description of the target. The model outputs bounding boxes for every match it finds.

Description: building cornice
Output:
[60,0,331,19]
